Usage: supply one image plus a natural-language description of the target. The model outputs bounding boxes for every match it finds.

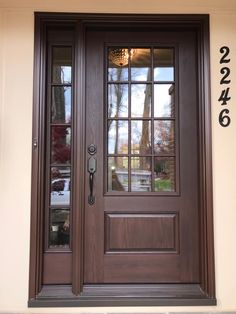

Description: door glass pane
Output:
[108,48,129,81]
[154,120,175,154]
[108,157,128,191]
[52,47,72,84]
[106,46,177,193]
[108,84,128,118]
[52,86,71,123]
[154,48,174,81]
[131,157,152,191]
[131,120,151,155]
[108,120,128,154]
[51,126,71,164]
[49,208,70,247]
[154,84,174,117]
[50,167,70,206]
[154,157,175,191]
[131,84,151,117]
[131,48,151,81]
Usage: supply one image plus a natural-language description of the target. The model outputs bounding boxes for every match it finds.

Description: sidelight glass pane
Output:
[154,120,175,154]
[154,157,175,191]
[131,157,152,191]
[50,167,70,206]
[51,86,71,123]
[131,120,151,155]
[108,157,128,191]
[49,208,70,247]
[52,47,72,84]
[108,84,128,118]
[51,126,71,164]
[154,84,174,117]
[131,48,151,81]
[154,48,174,81]
[108,120,128,154]
[108,48,129,81]
[131,84,151,117]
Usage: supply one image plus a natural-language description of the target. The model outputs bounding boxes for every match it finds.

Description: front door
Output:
[30,14,215,306]
[84,29,199,284]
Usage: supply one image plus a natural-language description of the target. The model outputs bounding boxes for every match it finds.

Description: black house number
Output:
[218,46,231,127]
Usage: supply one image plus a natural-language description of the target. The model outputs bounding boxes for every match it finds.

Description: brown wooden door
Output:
[84,29,199,284]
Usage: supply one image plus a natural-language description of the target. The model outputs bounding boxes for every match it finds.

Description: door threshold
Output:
[28,284,217,307]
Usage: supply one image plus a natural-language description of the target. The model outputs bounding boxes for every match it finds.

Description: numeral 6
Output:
[219,108,231,127]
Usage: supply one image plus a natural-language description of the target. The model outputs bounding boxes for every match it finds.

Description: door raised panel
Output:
[105,213,179,253]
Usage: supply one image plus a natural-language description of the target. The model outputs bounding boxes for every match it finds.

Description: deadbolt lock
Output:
[88,144,97,155]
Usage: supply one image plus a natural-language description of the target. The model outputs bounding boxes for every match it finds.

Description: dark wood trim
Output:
[71,20,86,296]
[29,12,215,306]
[29,15,46,299]
[29,299,216,307]
[197,16,216,298]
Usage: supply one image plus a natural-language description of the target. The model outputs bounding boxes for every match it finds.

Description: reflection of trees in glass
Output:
[107,49,176,192]
[140,69,151,169]
[154,121,174,154]
[108,69,126,158]
[108,69,126,116]
[111,167,125,191]
[50,209,70,247]
[52,66,66,123]
[52,127,71,163]
[154,158,175,191]
[108,68,127,190]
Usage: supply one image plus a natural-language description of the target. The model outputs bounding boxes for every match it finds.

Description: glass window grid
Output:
[107,46,176,192]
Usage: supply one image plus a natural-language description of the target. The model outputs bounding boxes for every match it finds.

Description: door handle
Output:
[88,156,97,205]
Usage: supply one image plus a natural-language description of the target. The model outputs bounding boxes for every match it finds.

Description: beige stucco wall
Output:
[0,0,236,313]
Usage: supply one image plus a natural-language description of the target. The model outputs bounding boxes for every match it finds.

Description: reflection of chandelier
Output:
[109,48,135,67]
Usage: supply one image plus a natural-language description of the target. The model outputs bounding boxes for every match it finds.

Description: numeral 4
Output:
[218,87,231,105]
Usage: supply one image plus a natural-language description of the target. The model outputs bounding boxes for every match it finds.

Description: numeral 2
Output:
[220,67,231,84]
[220,46,230,63]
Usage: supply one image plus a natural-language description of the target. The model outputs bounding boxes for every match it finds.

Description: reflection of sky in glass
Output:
[108,67,128,81]
[62,66,72,122]
[53,65,72,84]
[131,84,151,117]
[64,87,71,123]
[60,66,71,83]
[108,121,128,154]
[131,68,150,81]
[154,84,173,117]
[154,67,174,81]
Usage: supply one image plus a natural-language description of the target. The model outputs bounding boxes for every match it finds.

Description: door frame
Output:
[29,13,215,307]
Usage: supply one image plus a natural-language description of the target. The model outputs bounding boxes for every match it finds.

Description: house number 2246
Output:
[218,46,231,127]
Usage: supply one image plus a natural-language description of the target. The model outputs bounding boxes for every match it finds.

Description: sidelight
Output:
[47,46,73,248]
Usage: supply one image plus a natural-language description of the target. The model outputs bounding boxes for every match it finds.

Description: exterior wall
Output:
[0,0,236,312]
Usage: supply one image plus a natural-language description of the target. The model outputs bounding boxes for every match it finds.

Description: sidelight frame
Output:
[29,13,215,307]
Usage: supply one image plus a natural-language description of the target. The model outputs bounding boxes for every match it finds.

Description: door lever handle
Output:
[88,157,97,205]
